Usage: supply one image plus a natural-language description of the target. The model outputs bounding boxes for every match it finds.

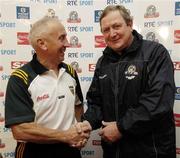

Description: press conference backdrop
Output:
[0,0,180,157]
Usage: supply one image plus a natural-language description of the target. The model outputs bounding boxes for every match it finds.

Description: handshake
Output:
[65,121,92,148]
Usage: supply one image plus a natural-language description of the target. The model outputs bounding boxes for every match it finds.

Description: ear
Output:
[128,21,133,28]
[127,21,133,32]
[37,39,47,51]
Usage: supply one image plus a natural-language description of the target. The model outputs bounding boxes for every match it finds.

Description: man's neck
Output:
[37,55,60,75]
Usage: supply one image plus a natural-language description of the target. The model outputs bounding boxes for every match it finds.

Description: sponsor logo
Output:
[0,49,16,55]
[68,52,94,59]
[0,22,16,28]
[99,74,107,79]
[107,0,133,5]
[37,94,49,102]
[125,65,138,80]
[173,62,180,70]
[119,0,133,3]
[17,32,29,45]
[67,11,81,23]
[68,26,78,32]
[68,52,78,58]
[0,92,4,97]
[16,6,30,19]
[92,140,101,145]
[46,8,57,18]
[70,61,82,73]
[43,0,57,4]
[174,30,180,44]
[69,36,81,48]
[79,0,93,6]
[89,64,96,72]
[144,5,159,18]
[80,76,93,82]
[80,53,93,58]
[2,127,11,133]
[11,61,28,69]
[3,152,15,158]
[94,10,103,22]
[67,26,93,32]
[175,87,180,100]
[174,113,180,127]
[175,2,180,15]
[1,74,11,80]
[144,20,173,28]
[145,32,159,42]
[81,150,95,156]
[79,26,93,32]
[0,65,3,71]
[177,147,180,154]
[30,0,41,2]
[67,0,78,6]
[144,21,155,28]
[66,0,93,6]
[95,35,106,48]
[156,20,173,27]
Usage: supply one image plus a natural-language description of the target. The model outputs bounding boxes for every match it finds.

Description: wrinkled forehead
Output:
[101,11,125,25]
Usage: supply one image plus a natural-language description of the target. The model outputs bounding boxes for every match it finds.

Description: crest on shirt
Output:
[69,86,75,95]
[125,65,138,80]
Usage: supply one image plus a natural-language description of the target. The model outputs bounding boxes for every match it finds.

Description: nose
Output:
[109,28,117,38]
[64,38,70,47]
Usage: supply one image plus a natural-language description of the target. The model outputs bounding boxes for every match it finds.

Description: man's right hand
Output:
[65,121,92,148]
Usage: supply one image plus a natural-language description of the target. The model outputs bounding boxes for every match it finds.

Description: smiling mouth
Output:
[60,52,65,56]
[64,46,67,51]
[111,37,121,42]
[111,40,120,44]
[61,47,66,53]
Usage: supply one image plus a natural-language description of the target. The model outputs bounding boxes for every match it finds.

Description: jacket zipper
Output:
[114,64,120,158]
[152,133,158,158]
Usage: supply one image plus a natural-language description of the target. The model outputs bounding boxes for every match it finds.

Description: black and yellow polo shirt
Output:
[5,54,83,130]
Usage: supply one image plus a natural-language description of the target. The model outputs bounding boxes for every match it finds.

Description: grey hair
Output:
[100,5,133,26]
[29,16,60,49]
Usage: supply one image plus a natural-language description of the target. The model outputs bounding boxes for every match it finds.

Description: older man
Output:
[5,17,91,158]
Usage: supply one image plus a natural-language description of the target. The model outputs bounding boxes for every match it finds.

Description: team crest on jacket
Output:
[69,86,75,95]
[125,65,138,80]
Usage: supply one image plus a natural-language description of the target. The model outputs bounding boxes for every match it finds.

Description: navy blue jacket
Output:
[83,30,176,158]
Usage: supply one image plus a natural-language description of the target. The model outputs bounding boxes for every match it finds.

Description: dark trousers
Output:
[15,142,81,158]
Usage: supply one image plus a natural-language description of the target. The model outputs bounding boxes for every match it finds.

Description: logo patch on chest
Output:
[125,65,138,80]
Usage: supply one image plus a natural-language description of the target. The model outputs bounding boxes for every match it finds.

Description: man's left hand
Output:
[98,121,122,143]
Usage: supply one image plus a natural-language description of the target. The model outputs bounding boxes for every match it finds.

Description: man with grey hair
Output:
[82,5,176,158]
[5,16,91,158]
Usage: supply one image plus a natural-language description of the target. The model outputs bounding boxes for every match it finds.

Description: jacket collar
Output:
[30,53,64,75]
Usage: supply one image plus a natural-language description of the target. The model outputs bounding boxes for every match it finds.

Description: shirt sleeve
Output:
[5,75,35,128]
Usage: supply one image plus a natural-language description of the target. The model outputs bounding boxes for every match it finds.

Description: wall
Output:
[0,0,180,158]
